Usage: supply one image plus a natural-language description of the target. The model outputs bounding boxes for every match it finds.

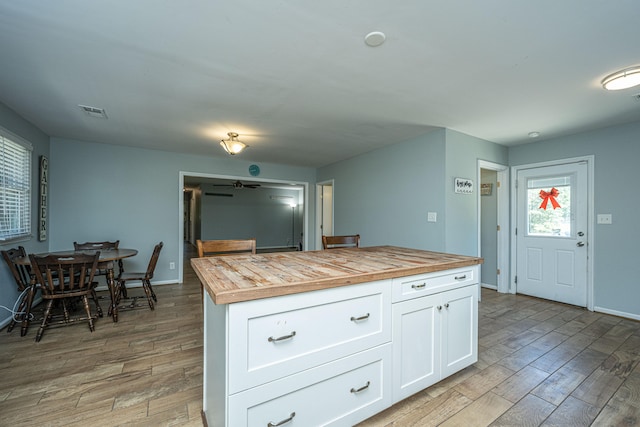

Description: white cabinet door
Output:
[392,294,440,402]
[392,285,478,403]
[441,285,478,378]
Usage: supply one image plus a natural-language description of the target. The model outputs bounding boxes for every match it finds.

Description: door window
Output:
[526,175,573,238]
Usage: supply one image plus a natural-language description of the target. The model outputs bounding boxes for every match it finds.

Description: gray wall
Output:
[200,184,303,248]
[0,102,50,328]
[317,128,509,254]
[480,169,498,286]
[48,138,316,284]
[509,121,640,318]
[318,129,448,250]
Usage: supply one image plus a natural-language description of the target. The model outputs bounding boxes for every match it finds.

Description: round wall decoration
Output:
[249,164,260,176]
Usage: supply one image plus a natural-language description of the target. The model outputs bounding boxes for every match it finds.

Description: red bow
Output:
[539,187,561,210]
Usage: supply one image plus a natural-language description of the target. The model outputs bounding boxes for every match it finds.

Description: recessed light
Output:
[364,31,386,47]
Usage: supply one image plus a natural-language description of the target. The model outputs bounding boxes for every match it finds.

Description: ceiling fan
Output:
[213,180,261,189]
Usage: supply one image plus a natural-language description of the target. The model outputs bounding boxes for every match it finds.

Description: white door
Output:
[516,162,588,306]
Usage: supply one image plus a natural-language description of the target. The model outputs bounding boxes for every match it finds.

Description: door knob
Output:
[578,231,584,236]
[576,241,585,247]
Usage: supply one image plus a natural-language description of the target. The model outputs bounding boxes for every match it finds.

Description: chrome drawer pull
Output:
[268,412,296,427]
[350,381,371,394]
[455,275,467,280]
[350,313,370,322]
[268,331,296,343]
[411,283,426,290]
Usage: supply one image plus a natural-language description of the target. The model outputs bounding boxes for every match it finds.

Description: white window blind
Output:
[0,130,32,242]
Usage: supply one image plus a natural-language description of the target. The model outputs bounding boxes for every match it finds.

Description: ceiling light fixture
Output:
[220,132,247,155]
[601,66,640,91]
[528,131,540,138]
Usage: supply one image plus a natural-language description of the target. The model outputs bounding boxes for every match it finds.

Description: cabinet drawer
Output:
[229,344,392,427]
[228,280,392,393]
[392,266,478,302]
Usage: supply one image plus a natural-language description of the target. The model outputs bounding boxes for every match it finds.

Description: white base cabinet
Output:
[203,266,479,426]
[392,284,478,403]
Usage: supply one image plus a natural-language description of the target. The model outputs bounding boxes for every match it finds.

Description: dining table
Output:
[15,248,138,323]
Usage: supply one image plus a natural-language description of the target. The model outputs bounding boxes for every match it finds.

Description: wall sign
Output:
[38,155,48,241]
[454,177,474,194]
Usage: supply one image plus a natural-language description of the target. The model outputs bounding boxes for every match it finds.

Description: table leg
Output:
[106,267,119,322]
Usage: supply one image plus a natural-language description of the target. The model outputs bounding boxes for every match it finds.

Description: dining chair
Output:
[195,239,257,300]
[196,238,257,257]
[74,240,123,278]
[116,242,163,311]
[322,234,360,249]
[29,251,102,342]
[1,246,37,336]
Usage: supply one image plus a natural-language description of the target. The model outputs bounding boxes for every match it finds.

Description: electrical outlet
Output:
[427,212,437,222]
[169,262,176,270]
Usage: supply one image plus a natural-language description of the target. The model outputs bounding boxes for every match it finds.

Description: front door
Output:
[516,161,588,306]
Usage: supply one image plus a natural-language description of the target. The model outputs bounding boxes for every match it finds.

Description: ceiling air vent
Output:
[78,104,108,119]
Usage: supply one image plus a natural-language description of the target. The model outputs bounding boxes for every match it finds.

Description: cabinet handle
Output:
[437,305,442,310]
[350,381,371,394]
[444,303,449,308]
[267,412,296,427]
[411,283,426,290]
[268,331,296,343]
[455,275,467,280]
[350,313,370,322]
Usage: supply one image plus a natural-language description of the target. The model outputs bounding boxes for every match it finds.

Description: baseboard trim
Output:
[594,306,640,321]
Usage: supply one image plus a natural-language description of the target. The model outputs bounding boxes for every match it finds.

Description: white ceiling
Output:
[1,1,639,168]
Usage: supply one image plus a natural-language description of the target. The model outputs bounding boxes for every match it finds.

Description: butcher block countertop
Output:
[191,246,483,305]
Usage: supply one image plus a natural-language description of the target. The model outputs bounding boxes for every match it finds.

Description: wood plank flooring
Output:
[1,246,639,426]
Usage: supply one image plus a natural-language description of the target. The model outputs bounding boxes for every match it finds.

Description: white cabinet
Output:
[202,265,479,426]
[391,267,478,403]
[204,280,393,427]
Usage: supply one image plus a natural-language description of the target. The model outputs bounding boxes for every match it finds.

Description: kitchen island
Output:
[192,246,482,426]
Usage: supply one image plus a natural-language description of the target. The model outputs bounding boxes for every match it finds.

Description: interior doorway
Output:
[315,180,334,250]
[477,161,509,294]
[178,171,309,283]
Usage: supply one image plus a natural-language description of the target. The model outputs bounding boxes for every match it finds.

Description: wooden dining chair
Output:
[1,246,37,336]
[322,234,360,249]
[74,240,123,277]
[196,238,257,257]
[195,239,256,300]
[116,242,163,311]
[29,251,102,342]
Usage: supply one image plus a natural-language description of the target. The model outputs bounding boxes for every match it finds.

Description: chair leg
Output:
[142,280,155,310]
[35,300,54,342]
[82,295,95,332]
[20,286,36,336]
[91,289,103,317]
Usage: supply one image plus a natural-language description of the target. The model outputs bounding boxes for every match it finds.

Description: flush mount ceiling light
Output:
[601,66,640,90]
[220,132,247,155]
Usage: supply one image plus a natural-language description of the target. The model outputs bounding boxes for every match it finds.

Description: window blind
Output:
[0,130,32,242]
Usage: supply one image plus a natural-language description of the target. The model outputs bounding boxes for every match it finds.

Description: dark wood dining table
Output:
[15,248,138,322]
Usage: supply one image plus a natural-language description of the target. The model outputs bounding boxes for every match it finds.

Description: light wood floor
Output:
[1,247,639,426]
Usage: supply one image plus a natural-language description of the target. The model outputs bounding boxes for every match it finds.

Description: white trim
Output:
[315,179,334,251]
[477,160,509,294]
[0,125,33,151]
[594,306,640,322]
[178,171,310,281]
[510,156,595,310]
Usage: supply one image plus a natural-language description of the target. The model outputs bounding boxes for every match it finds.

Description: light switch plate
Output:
[597,214,612,224]
[427,212,437,222]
